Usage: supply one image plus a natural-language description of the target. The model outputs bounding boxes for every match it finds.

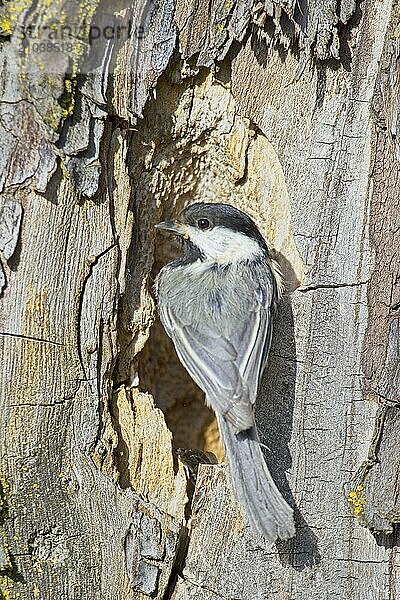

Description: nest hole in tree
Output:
[130,62,302,462]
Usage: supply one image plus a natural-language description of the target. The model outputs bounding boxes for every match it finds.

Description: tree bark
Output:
[0,1,399,599]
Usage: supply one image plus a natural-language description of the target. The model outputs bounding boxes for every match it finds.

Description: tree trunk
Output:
[0,1,399,599]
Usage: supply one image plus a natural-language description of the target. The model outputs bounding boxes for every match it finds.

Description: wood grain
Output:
[0,0,399,598]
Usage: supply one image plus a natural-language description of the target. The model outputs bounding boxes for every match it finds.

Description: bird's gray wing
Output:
[241,287,274,399]
[159,285,274,432]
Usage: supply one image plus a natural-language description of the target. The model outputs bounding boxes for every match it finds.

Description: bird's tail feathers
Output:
[217,415,295,542]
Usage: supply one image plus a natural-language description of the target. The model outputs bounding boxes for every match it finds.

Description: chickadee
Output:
[154,202,295,542]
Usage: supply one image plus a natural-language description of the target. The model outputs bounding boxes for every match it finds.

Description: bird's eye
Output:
[197,218,210,230]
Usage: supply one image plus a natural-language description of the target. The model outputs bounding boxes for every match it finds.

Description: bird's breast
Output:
[158,259,254,325]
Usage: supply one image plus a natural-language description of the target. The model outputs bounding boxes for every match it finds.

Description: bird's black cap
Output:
[178,202,270,254]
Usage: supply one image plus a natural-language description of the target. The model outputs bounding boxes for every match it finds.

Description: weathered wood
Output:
[0,1,187,597]
[0,0,399,598]
[176,0,358,66]
[0,199,22,292]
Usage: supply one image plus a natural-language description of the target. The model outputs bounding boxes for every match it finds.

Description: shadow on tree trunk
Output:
[258,252,321,570]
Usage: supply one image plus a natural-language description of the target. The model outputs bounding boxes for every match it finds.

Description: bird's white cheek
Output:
[183,225,261,264]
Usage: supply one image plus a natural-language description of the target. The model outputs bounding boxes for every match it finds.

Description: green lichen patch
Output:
[0,477,9,525]
[0,574,22,600]
[0,0,31,36]
[58,77,75,118]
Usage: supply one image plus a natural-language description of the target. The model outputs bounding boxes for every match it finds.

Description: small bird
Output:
[154,202,295,542]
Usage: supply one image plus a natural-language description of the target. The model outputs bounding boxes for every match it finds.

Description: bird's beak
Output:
[154,220,186,237]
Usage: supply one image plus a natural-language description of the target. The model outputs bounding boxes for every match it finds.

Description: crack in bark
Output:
[76,242,117,386]
[333,557,390,564]
[0,331,63,346]
[297,280,370,293]
[8,401,67,408]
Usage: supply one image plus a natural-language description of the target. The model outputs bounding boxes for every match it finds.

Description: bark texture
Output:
[0,0,399,599]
